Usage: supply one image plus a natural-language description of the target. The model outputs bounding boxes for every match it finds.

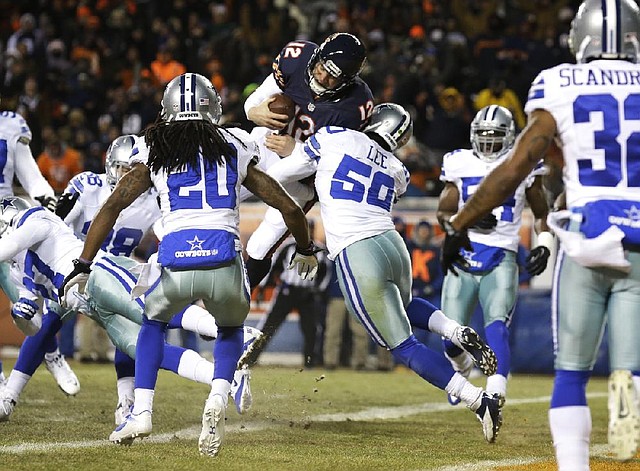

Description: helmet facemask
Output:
[470,105,515,163]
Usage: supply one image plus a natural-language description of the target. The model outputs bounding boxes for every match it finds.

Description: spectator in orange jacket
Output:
[37,137,83,193]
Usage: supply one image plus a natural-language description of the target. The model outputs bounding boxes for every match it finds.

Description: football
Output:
[268,93,296,121]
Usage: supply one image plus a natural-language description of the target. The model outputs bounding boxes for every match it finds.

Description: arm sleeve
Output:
[14,142,55,199]
[0,217,49,262]
[244,74,283,117]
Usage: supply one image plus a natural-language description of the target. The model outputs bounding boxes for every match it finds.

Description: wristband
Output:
[73,258,92,273]
[536,231,554,252]
[296,241,316,256]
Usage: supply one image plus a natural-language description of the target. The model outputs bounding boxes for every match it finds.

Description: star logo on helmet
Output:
[1,198,17,212]
[187,235,205,250]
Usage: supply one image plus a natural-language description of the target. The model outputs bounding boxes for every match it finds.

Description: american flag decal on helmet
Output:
[200,97,210,106]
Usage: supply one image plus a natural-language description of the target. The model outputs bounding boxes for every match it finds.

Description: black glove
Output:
[35,195,57,212]
[58,258,92,305]
[471,213,498,231]
[440,219,472,276]
[55,192,80,219]
[525,246,551,276]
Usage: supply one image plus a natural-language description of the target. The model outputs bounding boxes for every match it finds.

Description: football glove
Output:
[11,297,41,336]
[288,242,321,281]
[59,258,92,307]
[35,195,58,212]
[471,213,498,231]
[440,219,472,276]
[55,192,80,219]
[525,246,551,276]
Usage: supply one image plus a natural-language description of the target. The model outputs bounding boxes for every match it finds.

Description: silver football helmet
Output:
[105,135,137,188]
[470,105,516,162]
[160,73,222,123]
[569,0,640,64]
[363,103,413,151]
[0,197,32,238]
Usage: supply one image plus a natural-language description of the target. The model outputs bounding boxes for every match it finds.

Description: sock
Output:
[445,372,484,407]
[213,326,243,382]
[175,305,218,338]
[5,370,31,400]
[117,377,134,403]
[15,312,63,376]
[246,257,272,291]
[44,335,58,355]
[427,310,459,339]
[177,349,215,384]
[391,335,455,390]
[549,406,591,471]
[134,316,167,390]
[132,388,155,415]
[551,370,590,408]
[405,297,440,331]
[209,378,231,406]
[442,339,464,358]
[445,350,473,377]
[485,321,510,377]
[486,374,508,398]
[114,349,135,379]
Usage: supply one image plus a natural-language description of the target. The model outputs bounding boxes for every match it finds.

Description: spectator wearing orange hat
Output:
[150,47,186,86]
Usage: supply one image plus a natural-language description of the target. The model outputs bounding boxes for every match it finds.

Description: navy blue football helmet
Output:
[307,33,366,97]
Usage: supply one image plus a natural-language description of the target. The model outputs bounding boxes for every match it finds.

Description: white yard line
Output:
[0,392,609,464]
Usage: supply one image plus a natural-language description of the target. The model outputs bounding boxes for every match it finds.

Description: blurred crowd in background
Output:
[0,0,578,197]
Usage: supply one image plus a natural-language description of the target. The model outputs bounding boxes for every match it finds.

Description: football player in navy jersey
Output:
[242,32,375,291]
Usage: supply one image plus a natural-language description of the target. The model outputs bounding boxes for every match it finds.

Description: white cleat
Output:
[199,394,226,456]
[230,365,252,414]
[608,370,640,461]
[109,410,152,445]
[114,397,134,426]
[44,353,80,396]
[451,326,497,376]
[0,393,16,422]
[237,326,262,368]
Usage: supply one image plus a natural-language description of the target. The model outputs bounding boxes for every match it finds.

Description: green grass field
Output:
[0,360,637,471]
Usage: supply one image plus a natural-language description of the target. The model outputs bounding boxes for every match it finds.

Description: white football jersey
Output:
[0,207,100,302]
[311,126,410,259]
[440,148,544,251]
[63,172,161,256]
[131,127,258,243]
[0,111,54,199]
[526,59,640,208]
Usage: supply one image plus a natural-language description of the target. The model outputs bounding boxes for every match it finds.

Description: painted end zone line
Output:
[0,392,607,456]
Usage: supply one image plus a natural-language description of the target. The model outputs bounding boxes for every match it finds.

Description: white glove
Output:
[11,297,42,336]
[288,242,320,281]
[59,259,92,308]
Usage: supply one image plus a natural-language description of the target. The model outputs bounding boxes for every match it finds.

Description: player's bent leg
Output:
[391,335,502,443]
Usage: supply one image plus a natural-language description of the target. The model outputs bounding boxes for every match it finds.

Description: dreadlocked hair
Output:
[144,119,237,174]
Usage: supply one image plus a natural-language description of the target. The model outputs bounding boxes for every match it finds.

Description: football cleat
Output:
[608,370,640,461]
[114,396,134,426]
[44,352,80,396]
[451,327,497,376]
[230,365,252,414]
[0,393,16,422]
[199,394,226,456]
[109,410,152,445]
[237,326,263,368]
[469,392,503,443]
